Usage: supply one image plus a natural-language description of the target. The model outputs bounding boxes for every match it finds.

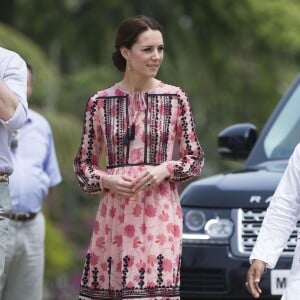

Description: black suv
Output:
[180,74,300,299]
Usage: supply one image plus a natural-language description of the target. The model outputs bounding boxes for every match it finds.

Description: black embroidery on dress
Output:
[107,256,112,289]
[119,96,127,164]
[80,92,202,174]
[161,95,172,162]
[143,93,149,164]
[104,96,127,167]
[79,253,181,299]
[104,98,112,166]
[138,268,145,288]
[149,94,159,164]
[175,254,181,286]
[147,94,174,165]
[124,94,136,147]
[74,100,102,193]
[82,253,91,287]
[91,267,99,288]
[122,255,130,288]
[79,286,180,299]
[156,254,164,287]
[171,94,204,182]
[124,123,136,145]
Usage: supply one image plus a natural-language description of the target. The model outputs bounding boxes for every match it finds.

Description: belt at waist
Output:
[10,212,37,222]
[0,173,9,183]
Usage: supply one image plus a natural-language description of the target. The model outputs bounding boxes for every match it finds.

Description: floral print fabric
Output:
[74,82,204,299]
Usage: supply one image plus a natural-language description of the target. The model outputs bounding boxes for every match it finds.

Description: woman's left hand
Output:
[132,164,171,193]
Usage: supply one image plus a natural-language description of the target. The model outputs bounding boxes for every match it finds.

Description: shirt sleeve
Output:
[1,53,28,130]
[250,143,300,269]
[1,101,27,131]
[44,125,62,187]
[165,88,204,182]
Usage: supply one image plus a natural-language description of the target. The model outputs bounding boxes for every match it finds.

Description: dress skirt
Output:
[78,165,182,300]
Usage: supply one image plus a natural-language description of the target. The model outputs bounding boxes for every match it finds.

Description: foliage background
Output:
[1,0,300,298]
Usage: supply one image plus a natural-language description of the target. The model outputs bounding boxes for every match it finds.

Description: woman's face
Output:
[124,29,164,79]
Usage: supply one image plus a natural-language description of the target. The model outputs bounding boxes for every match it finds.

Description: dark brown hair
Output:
[112,15,163,72]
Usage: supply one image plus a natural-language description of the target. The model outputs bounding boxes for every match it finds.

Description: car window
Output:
[264,83,300,159]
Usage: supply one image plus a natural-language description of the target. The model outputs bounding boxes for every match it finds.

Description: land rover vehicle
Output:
[180,75,300,299]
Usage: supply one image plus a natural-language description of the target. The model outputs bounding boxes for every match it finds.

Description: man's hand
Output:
[246,259,267,298]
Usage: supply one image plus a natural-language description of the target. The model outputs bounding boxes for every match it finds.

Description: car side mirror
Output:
[218,123,257,160]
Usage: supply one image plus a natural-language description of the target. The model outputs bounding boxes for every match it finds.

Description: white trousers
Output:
[0,212,45,300]
[0,182,11,277]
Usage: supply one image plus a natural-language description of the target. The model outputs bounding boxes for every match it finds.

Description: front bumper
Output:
[180,243,291,299]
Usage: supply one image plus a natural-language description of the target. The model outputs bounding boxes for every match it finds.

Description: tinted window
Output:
[264,83,300,159]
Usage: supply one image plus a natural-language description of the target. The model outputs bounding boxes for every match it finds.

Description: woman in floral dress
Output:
[73,15,204,300]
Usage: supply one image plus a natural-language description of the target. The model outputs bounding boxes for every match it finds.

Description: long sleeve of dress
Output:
[73,97,107,194]
[165,88,204,182]
[250,143,300,268]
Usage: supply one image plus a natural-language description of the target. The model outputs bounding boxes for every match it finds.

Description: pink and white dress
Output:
[74,81,204,300]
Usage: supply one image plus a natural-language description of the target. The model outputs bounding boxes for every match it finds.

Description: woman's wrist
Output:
[163,162,173,180]
[100,174,111,191]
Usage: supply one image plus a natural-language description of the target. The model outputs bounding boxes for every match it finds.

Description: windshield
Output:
[264,83,300,160]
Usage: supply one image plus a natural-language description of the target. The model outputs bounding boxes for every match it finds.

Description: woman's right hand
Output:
[102,174,134,197]
[246,259,267,298]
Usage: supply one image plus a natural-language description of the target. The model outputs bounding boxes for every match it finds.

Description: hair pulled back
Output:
[112,15,162,72]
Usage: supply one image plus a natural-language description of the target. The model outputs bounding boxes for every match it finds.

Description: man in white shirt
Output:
[246,143,300,299]
[0,47,27,276]
[0,62,61,300]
